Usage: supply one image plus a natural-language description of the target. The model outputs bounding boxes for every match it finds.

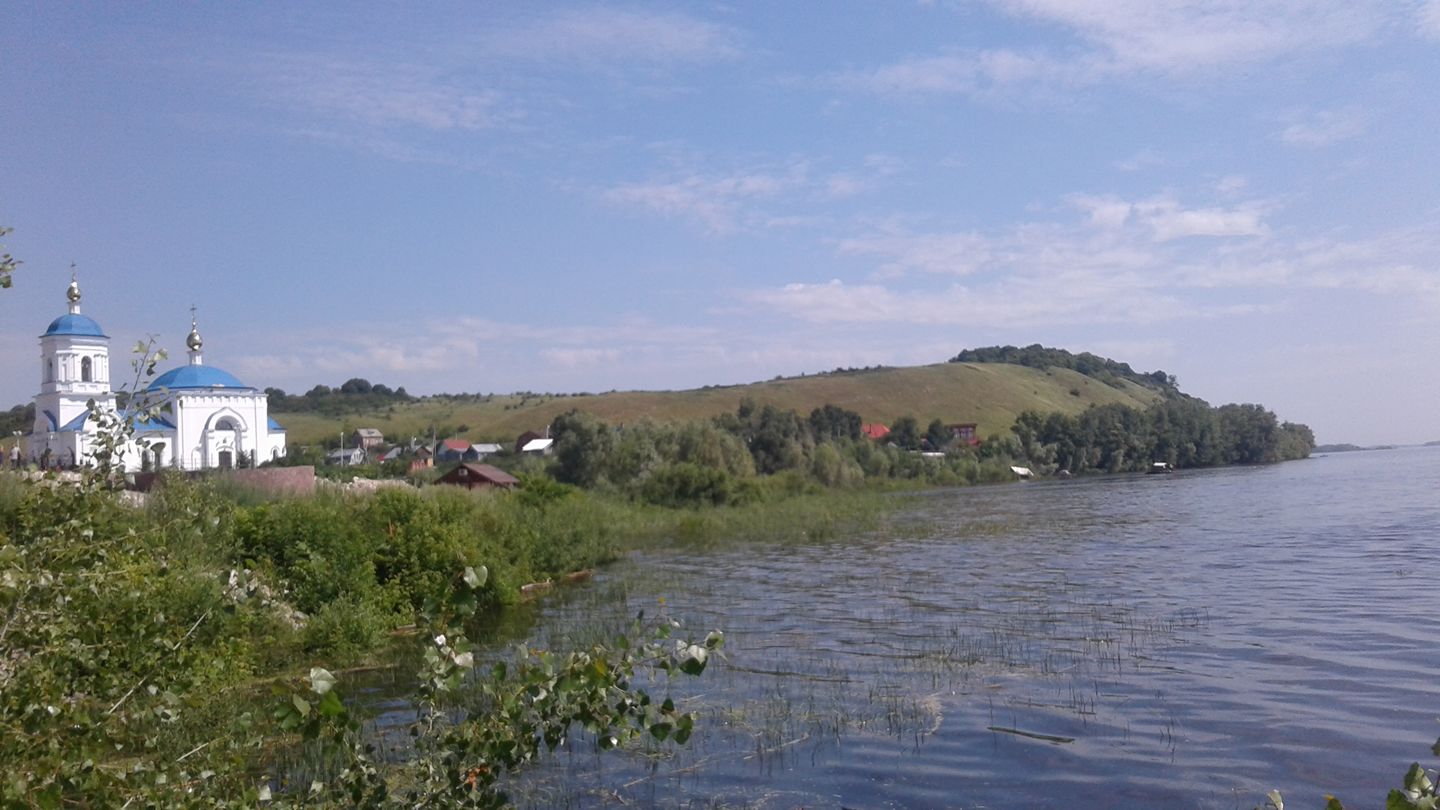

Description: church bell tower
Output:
[34,274,115,435]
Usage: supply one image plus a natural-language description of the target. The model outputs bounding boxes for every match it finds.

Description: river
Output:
[481,446,1440,808]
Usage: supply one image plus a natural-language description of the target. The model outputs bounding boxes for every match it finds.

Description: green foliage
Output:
[1006,397,1314,475]
[889,415,921,451]
[0,225,18,289]
[809,403,863,441]
[267,381,414,418]
[269,568,721,808]
[0,402,33,439]
[235,495,382,615]
[642,462,739,507]
[951,343,1177,392]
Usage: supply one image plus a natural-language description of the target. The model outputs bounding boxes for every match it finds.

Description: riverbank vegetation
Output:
[0,467,740,806]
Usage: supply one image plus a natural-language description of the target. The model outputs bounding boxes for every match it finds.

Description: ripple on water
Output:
[493,448,1440,808]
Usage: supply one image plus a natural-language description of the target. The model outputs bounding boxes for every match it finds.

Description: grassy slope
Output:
[276,362,1163,448]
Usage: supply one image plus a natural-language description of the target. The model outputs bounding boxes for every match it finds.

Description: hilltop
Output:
[272,356,1170,448]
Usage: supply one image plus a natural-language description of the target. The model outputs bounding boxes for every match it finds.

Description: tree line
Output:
[951,344,1178,391]
[537,394,1313,507]
[265,378,414,416]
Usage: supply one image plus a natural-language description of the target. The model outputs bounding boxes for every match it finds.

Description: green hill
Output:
[274,361,1166,448]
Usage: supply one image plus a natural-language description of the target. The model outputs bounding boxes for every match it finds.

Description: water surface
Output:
[498,447,1440,808]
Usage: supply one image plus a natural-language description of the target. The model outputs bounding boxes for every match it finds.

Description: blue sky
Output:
[3,2,1439,445]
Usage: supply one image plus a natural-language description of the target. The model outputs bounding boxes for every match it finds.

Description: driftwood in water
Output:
[986,725,1075,744]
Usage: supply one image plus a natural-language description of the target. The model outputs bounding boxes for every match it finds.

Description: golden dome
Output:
[66,278,81,303]
[186,316,203,352]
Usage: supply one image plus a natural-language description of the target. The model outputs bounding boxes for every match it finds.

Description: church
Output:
[28,277,287,471]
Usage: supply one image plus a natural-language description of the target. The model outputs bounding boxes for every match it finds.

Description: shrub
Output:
[642,462,736,507]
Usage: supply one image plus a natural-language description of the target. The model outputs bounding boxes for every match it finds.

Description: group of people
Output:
[6,444,70,470]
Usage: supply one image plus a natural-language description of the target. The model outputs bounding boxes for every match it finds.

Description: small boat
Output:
[1010,465,1034,479]
[1147,462,1174,474]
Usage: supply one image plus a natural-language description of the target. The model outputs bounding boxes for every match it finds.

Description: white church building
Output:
[29,277,287,471]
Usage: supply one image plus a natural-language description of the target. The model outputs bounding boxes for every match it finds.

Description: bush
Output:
[642,462,736,507]
[303,594,393,657]
[234,495,380,614]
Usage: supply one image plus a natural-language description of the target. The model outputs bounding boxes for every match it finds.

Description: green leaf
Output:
[679,645,708,676]
[649,722,672,741]
[1406,762,1434,793]
[463,565,488,589]
[316,690,345,719]
[291,695,311,717]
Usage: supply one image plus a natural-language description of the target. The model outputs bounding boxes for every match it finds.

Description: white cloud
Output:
[1419,0,1440,39]
[262,56,513,132]
[748,275,1189,328]
[841,48,1089,97]
[745,187,1440,333]
[1214,175,1249,195]
[484,9,741,64]
[988,0,1389,72]
[1113,149,1166,172]
[604,153,901,233]
[603,168,802,233]
[1278,107,1368,146]
[1134,197,1269,241]
[846,2,1398,98]
[1068,194,1133,229]
[838,227,994,276]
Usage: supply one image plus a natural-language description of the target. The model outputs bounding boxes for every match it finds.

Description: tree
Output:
[809,404,863,442]
[925,418,950,451]
[339,377,373,395]
[550,410,615,487]
[889,415,921,451]
[0,226,18,289]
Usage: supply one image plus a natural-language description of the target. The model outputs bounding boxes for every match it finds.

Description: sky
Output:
[3,2,1439,446]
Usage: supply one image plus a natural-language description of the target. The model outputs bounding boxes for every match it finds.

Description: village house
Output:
[326,446,365,466]
[520,437,554,456]
[436,462,519,491]
[513,430,544,454]
[352,428,384,451]
[435,438,470,463]
[947,423,980,446]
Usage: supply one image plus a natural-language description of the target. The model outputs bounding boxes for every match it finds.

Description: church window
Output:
[81,357,92,382]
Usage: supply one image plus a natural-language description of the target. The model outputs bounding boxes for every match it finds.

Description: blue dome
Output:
[148,365,251,391]
[43,313,107,337]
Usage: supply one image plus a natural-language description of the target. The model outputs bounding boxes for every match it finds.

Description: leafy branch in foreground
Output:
[0,226,18,289]
[275,565,723,807]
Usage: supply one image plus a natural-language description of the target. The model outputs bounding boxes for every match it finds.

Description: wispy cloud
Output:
[746,188,1440,331]
[987,0,1391,73]
[604,167,804,233]
[262,55,513,132]
[1277,107,1368,146]
[840,48,1084,97]
[844,2,1398,99]
[1418,0,1440,40]
[603,152,902,234]
[484,8,742,64]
